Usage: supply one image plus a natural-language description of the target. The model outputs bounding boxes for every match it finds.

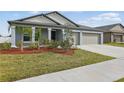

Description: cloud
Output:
[29,11,49,15]
[29,11,41,14]
[79,12,122,27]
[98,12,119,18]
[91,12,121,21]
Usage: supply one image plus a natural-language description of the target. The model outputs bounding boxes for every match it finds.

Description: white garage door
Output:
[73,32,80,45]
[82,33,100,45]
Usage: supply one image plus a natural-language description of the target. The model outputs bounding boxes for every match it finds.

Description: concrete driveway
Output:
[18,45,124,82]
[78,45,124,58]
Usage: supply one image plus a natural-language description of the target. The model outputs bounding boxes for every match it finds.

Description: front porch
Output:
[111,33,124,42]
[10,26,65,48]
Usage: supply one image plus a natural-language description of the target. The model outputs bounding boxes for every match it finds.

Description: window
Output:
[23,33,30,41]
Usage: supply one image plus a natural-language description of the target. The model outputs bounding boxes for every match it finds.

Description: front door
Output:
[51,31,56,40]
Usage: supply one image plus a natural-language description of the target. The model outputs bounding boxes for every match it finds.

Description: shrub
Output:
[41,39,50,45]
[60,39,73,50]
[16,41,21,48]
[61,29,73,50]
[0,42,11,50]
[29,42,38,49]
[48,40,60,48]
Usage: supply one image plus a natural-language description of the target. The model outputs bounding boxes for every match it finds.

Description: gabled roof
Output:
[11,11,79,27]
[95,23,124,32]
[77,24,102,31]
[78,24,95,29]
[16,13,44,21]
[8,11,102,32]
[46,11,79,27]
[15,14,61,25]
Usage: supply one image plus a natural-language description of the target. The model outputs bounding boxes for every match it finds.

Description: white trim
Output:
[113,33,124,35]
[72,30,103,34]
[62,29,65,41]
[80,32,83,45]
[32,26,35,43]
[100,32,103,44]
[48,28,52,40]
[111,34,114,42]
[23,41,32,43]
[11,26,17,48]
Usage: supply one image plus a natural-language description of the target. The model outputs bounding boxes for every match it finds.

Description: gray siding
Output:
[47,13,76,26]
[23,16,57,24]
[73,32,80,45]
[111,25,124,33]
[103,32,111,43]
[41,28,48,40]
[15,30,21,42]
[122,34,124,42]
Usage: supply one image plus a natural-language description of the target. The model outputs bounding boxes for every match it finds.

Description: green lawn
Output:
[0,49,113,82]
[115,78,124,82]
[105,42,124,47]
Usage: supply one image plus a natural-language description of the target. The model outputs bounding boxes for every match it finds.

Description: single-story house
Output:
[8,11,103,48]
[95,23,124,43]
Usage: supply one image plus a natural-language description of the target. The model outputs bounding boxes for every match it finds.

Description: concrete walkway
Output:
[18,45,124,82]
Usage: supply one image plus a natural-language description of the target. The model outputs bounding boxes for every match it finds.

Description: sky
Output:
[0,11,124,36]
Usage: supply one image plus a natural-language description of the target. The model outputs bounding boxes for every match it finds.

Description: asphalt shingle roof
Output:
[95,23,124,32]
[8,11,103,32]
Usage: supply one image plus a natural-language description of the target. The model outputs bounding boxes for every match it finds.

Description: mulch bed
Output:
[0,47,76,55]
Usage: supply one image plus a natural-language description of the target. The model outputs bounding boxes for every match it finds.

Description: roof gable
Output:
[95,23,124,32]
[16,14,60,25]
[46,11,79,27]
[110,24,124,33]
[9,11,79,27]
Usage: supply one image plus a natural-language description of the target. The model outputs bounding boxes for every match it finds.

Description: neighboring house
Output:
[8,11,103,48]
[95,23,124,43]
[0,36,11,43]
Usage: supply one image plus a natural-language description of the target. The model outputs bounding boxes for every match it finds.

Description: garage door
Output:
[73,32,80,45]
[82,33,100,45]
